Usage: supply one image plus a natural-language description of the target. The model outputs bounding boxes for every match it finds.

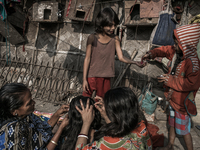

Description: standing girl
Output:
[83,7,143,98]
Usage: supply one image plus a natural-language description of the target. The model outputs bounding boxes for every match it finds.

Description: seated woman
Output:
[75,87,152,150]
[0,83,69,150]
[60,96,101,150]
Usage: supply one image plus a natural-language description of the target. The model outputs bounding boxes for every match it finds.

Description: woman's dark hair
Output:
[61,96,101,150]
[0,83,29,123]
[95,7,119,33]
[94,87,139,140]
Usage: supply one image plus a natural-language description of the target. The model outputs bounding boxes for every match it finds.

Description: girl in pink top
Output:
[82,7,144,98]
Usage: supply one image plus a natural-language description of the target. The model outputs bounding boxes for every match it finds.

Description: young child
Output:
[83,7,143,98]
[142,23,200,150]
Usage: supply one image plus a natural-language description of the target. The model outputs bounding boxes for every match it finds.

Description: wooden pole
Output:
[112,50,138,88]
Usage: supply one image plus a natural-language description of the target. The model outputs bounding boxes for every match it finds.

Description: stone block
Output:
[155,107,167,121]
[143,111,155,122]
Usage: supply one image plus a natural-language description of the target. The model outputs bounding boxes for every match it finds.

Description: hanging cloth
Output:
[150,0,176,46]
[0,0,7,20]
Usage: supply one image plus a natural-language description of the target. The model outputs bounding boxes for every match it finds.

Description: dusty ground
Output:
[34,91,200,150]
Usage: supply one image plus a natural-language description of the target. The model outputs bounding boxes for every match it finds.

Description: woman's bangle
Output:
[79,133,88,136]
[78,134,88,139]
[50,140,58,145]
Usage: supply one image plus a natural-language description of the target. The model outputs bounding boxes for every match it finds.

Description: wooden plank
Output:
[7,6,26,29]
[112,50,138,88]
[140,0,163,18]
[0,19,25,45]
[125,1,136,9]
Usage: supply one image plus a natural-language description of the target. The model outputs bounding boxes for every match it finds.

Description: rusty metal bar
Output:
[35,62,50,98]
[30,61,44,92]
[47,63,62,102]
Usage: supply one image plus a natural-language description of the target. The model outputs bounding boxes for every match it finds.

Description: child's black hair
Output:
[95,7,119,33]
[60,96,101,150]
[94,87,139,140]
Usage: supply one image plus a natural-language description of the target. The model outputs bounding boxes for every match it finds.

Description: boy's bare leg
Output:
[158,126,175,150]
[183,133,193,150]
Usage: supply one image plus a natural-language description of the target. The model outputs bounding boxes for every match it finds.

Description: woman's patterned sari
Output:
[0,113,53,150]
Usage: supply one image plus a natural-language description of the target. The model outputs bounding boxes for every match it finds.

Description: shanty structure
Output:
[0,0,200,103]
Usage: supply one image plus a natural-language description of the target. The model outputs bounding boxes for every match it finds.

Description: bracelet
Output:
[78,133,88,136]
[50,140,58,145]
[78,134,88,139]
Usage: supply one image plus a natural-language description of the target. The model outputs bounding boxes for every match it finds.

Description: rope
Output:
[119,0,137,42]
[65,0,72,17]
[81,0,95,32]
[23,15,29,52]
[124,0,137,25]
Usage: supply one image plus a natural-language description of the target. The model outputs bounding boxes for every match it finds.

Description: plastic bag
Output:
[138,83,158,115]
[150,0,176,46]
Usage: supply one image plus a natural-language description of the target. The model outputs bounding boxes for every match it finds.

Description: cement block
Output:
[155,107,167,121]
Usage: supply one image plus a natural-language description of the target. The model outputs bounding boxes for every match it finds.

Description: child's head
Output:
[68,95,101,129]
[103,87,139,136]
[61,95,101,150]
[95,7,119,34]
[173,33,182,54]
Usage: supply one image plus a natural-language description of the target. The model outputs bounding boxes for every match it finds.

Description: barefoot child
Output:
[83,7,143,98]
[142,23,200,150]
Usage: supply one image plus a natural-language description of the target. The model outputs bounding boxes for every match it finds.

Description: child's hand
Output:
[55,104,69,117]
[157,74,168,83]
[83,80,89,93]
[94,96,111,124]
[60,114,69,129]
[75,99,95,126]
[141,53,150,62]
[134,61,147,67]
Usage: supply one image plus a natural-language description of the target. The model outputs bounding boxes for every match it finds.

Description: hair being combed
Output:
[95,7,119,33]
[94,87,139,140]
[60,96,101,150]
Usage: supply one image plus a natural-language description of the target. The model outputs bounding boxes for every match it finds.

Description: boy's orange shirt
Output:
[148,23,200,116]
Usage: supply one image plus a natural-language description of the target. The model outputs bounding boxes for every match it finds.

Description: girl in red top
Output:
[82,7,144,98]
[76,87,152,150]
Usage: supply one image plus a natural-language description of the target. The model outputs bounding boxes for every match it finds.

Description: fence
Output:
[0,55,84,104]
[0,55,148,104]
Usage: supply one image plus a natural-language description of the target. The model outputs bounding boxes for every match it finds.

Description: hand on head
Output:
[75,99,95,126]
[94,96,110,123]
